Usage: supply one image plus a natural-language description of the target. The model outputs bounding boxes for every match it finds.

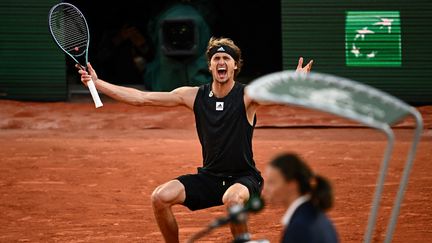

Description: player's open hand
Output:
[296,57,313,73]
[76,63,98,87]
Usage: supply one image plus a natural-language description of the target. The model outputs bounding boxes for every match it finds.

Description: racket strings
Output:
[50,24,87,52]
[50,17,87,48]
[49,5,88,55]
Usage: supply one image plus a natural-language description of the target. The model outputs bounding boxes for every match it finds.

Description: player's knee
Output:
[151,186,171,208]
[223,193,246,207]
[151,184,181,209]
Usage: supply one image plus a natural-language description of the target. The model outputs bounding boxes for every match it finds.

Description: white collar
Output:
[281,194,311,226]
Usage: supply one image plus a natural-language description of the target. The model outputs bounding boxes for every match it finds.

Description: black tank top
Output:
[193,82,260,177]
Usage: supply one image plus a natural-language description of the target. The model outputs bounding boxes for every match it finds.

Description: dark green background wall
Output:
[281,0,432,103]
[1,0,430,102]
[0,0,66,101]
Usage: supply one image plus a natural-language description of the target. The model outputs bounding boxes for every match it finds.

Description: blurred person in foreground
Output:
[263,153,339,243]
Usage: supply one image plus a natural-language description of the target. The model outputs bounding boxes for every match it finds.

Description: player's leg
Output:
[222,183,251,240]
[151,180,186,243]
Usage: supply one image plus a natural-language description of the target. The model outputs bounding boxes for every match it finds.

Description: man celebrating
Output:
[78,37,313,242]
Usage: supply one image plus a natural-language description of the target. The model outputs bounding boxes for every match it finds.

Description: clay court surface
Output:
[0,100,431,242]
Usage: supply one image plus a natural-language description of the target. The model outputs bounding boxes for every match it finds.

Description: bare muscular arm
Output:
[77,63,198,109]
[244,57,314,121]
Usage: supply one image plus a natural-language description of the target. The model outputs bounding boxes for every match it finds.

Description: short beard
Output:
[214,78,228,84]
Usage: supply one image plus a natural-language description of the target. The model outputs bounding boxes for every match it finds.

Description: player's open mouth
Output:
[217,67,227,79]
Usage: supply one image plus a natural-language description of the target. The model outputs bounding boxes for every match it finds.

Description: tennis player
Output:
[262,153,338,243]
[77,37,313,242]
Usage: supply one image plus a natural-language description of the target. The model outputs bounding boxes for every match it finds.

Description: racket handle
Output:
[87,79,103,108]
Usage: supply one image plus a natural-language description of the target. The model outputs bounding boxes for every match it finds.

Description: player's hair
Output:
[206,37,243,77]
[270,153,334,211]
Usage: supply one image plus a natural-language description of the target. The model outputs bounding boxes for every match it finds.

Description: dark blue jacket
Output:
[282,201,338,243]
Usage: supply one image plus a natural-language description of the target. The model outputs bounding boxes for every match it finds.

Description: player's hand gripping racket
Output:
[48,3,103,108]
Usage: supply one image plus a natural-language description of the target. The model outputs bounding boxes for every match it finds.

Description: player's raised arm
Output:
[245,57,313,107]
[77,63,198,109]
[296,57,313,73]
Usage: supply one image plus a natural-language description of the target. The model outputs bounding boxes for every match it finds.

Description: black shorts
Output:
[176,169,263,211]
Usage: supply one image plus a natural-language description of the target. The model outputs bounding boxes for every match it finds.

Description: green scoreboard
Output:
[345,11,402,67]
[281,0,432,103]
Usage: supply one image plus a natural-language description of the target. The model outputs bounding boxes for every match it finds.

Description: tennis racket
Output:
[48,3,103,108]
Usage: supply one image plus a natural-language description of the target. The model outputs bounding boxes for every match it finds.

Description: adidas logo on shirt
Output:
[216,102,224,111]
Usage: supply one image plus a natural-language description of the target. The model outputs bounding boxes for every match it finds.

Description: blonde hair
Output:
[206,37,243,77]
